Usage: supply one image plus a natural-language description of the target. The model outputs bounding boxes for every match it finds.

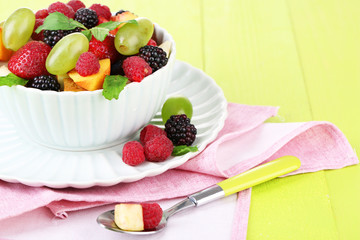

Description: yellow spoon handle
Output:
[217,155,301,196]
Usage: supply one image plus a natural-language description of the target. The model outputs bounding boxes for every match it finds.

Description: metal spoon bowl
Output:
[97,156,301,235]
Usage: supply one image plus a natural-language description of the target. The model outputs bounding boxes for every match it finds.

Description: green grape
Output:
[161,95,193,123]
[114,17,154,55]
[2,8,35,51]
[46,33,89,75]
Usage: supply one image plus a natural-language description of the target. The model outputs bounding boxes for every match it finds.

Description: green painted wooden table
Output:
[2,0,360,239]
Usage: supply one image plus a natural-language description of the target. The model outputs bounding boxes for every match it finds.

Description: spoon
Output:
[97,155,301,235]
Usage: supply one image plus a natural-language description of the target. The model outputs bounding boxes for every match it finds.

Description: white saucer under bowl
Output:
[0,60,227,188]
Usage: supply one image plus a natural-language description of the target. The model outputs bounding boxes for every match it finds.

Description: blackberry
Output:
[26,75,60,91]
[164,114,197,146]
[139,45,168,72]
[74,8,98,29]
[43,28,81,47]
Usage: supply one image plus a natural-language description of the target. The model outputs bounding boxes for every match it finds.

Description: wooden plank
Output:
[202,0,341,239]
[286,0,360,239]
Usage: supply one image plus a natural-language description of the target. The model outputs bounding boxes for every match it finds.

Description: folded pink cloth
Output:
[0,103,357,240]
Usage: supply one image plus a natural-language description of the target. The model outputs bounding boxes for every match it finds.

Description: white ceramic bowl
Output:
[0,23,176,150]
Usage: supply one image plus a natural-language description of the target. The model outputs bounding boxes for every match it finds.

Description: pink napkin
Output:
[0,103,358,240]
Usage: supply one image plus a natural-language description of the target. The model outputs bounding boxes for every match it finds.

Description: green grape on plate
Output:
[2,8,35,51]
[114,17,154,55]
[161,95,193,123]
[46,32,89,75]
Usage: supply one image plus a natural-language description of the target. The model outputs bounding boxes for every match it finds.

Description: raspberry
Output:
[139,45,168,72]
[35,9,49,19]
[48,2,75,19]
[122,56,152,82]
[43,28,81,47]
[122,141,145,166]
[67,0,86,12]
[140,125,167,145]
[26,75,60,91]
[144,135,173,162]
[165,114,197,146]
[75,52,100,77]
[31,19,45,41]
[74,8,98,29]
[8,41,51,80]
[89,3,111,20]
[89,35,119,62]
[141,203,163,230]
[147,39,157,46]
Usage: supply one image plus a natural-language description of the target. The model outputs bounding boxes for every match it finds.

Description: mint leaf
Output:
[97,21,122,30]
[172,145,198,156]
[81,30,92,41]
[0,73,28,87]
[90,27,110,41]
[102,75,128,100]
[35,12,87,33]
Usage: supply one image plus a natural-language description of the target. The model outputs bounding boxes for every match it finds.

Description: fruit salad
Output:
[0,1,171,100]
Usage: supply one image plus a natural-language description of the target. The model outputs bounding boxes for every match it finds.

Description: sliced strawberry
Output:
[89,35,120,63]
[97,16,109,25]
[141,203,163,230]
[8,41,51,80]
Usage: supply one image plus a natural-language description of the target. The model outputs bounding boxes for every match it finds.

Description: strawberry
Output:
[147,39,157,46]
[88,35,120,62]
[141,203,163,230]
[8,41,51,80]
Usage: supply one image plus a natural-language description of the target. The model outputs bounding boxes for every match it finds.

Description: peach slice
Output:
[68,58,110,91]
[63,77,86,92]
[0,27,13,61]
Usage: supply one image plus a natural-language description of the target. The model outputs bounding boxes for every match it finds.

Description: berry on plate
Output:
[8,41,51,80]
[144,135,173,162]
[122,56,152,82]
[140,125,167,145]
[122,141,145,166]
[165,114,197,146]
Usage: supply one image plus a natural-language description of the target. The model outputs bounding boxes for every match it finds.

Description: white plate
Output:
[0,60,227,188]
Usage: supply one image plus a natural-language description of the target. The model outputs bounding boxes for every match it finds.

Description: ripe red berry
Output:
[147,39,157,46]
[35,9,49,19]
[122,56,152,82]
[140,125,167,145]
[122,141,145,166]
[31,19,45,41]
[144,135,173,162]
[48,2,75,19]
[141,203,163,230]
[67,0,86,12]
[8,41,51,80]
[89,3,111,20]
[75,52,100,77]
[89,35,119,62]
